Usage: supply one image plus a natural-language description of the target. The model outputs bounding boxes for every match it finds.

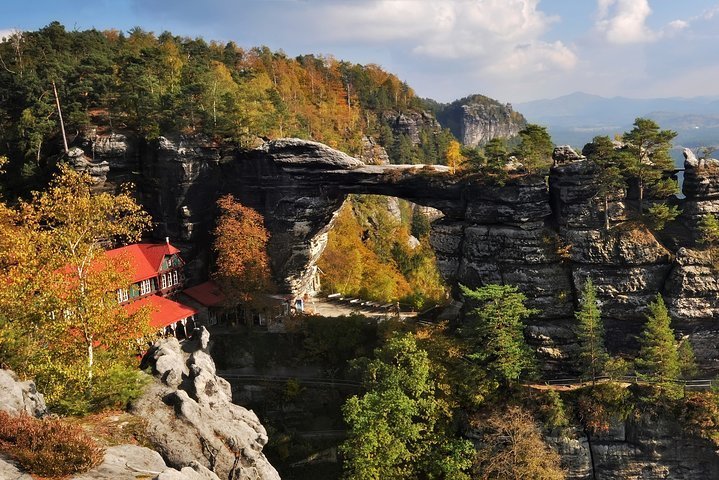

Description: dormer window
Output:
[117,288,129,304]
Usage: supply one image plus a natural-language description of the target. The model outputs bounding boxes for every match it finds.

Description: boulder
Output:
[134,328,280,480]
[0,369,46,417]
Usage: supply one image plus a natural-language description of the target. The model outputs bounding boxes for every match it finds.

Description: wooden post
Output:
[52,80,69,154]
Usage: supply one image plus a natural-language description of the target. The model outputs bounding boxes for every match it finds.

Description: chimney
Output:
[165,236,170,245]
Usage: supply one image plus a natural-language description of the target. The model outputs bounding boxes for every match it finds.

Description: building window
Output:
[172,270,179,285]
[161,273,167,289]
[140,279,152,295]
[117,288,129,303]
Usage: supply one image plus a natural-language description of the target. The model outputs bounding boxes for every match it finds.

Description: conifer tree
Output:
[621,118,677,214]
[635,295,681,386]
[460,284,537,384]
[575,279,609,382]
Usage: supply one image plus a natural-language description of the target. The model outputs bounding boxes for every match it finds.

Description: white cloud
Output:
[0,29,20,41]
[320,0,576,75]
[595,0,658,44]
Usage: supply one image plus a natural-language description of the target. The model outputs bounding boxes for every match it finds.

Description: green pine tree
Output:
[575,279,609,382]
[635,295,681,389]
[460,283,537,384]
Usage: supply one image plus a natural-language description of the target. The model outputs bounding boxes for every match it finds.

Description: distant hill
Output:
[517,92,719,150]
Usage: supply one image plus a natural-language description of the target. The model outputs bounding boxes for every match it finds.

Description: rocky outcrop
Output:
[134,327,280,480]
[1,444,222,480]
[435,94,527,147]
[549,416,719,480]
[680,147,719,241]
[382,110,441,145]
[357,135,389,165]
[0,369,47,417]
[85,136,719,369]
[67,146,110,185]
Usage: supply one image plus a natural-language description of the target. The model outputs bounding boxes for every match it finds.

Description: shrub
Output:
[0,411,104,476]
[681,392,719,447]
[575,383,633,434]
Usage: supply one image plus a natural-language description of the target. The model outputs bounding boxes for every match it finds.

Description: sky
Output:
[2,0,719,103]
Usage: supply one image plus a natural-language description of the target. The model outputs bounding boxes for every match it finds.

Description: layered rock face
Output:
[435,94,527,147]
[548,416,719,480]
[134,327,280,480]
[85,137,719,368]
[382,110,442,145]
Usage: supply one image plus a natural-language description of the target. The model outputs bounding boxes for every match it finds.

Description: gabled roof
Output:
[123,294,198,329]
[184,280,226,307]
[105,243,181,283]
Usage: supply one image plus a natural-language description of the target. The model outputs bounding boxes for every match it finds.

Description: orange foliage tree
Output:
[0,165,152,411]
[213,195,273,306]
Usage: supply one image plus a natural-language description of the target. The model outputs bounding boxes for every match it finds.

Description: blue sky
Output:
[3,0,719,103]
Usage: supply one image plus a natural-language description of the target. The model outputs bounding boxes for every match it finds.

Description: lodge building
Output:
[109,239,199,338]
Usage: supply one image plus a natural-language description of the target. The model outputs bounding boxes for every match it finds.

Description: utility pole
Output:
[52,80,69,154]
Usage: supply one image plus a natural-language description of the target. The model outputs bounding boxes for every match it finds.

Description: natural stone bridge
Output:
[98,136,719,371]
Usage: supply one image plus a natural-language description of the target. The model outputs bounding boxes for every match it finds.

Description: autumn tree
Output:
[575,279,609,382]
[341,333,473,480]
[460,284,537,384]
[472,406,566,480]
[213,195,273,306]
[621,118,677,214]
[446,139,464,174]
[0,165,152,412]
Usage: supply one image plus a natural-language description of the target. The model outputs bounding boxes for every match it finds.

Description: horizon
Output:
[3,1,719,104]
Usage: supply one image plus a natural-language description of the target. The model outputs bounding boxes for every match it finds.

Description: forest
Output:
[0,22,455,196]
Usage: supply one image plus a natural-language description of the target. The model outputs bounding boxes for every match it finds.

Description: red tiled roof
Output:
[123,294,198,329]
[105,243,181,283]
[184,280,226,307]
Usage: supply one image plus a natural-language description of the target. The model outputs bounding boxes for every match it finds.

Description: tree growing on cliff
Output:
[513,124,553,174]
[621,118,677,214]
[635,295,681,395]
[460,284,537,384]
[213,195,273,306]
[0,165,152,412]
[698,214,719,245]
[445,139,465,174]
[575,279,609,383]
[341,333,473,480]
[472,405,566,480]
[583,135,626,231]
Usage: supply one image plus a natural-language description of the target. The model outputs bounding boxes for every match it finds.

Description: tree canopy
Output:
[341,332,473,480]
[0,165,152,412]
[460,283,537,384]
[213,195,273,306]
[0,23,457,196]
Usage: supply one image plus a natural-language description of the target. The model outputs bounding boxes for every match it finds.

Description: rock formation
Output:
[0,369,47,417]
[134,327,280,480]
[547,416,719,480]
[73,134,719,371]
[434,94,527,147]
[382,110,441,145]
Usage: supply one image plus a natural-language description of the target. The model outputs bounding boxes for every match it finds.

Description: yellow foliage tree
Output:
[446,139,465,174]
[0,165,152,411]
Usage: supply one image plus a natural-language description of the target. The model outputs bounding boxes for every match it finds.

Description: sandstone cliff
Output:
[134,328,281,480]
[76,134,719,373]
[434,94,528,147]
